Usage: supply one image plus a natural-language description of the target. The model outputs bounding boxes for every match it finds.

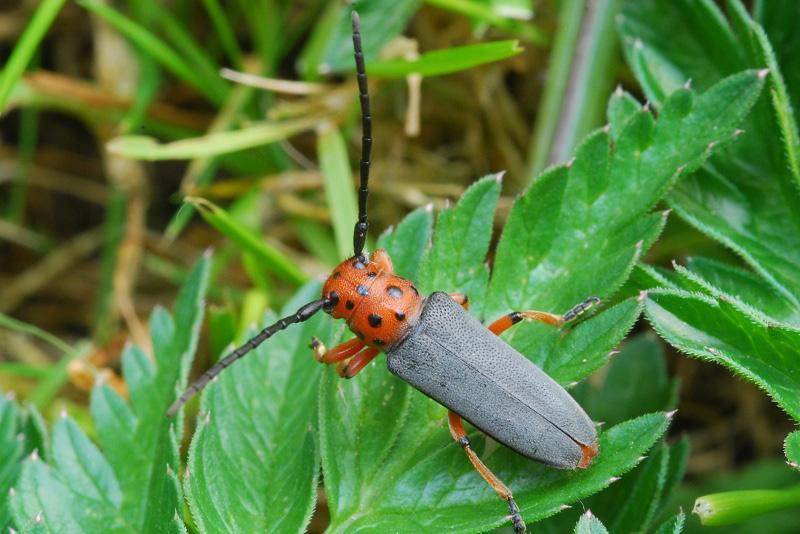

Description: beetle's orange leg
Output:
[449,292,470,310]
[488,297,599,335]
[370,249,393,273]
[448,410,526,534]
[309,337,366,363]
[336,346,380,378]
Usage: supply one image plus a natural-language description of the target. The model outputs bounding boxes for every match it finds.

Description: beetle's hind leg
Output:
[488,296,599,334]
[448,411,526,534]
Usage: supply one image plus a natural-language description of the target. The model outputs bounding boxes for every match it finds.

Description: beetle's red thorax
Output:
[322,252,423,350]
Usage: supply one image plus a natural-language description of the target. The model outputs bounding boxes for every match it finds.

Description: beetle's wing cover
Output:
[386,291,596,468]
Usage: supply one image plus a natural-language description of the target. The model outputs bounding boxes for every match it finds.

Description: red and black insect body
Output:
[168,13,599,533]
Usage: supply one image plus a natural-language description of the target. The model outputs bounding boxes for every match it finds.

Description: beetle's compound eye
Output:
[323,290,340,311]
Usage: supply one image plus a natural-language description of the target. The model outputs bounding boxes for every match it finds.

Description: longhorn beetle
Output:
[167,12,600,533]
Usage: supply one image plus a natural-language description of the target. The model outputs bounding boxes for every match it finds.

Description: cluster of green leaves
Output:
[7,256,210,532]
[1,56,766,534]
[616,0,800,527]
[618,0,800,469]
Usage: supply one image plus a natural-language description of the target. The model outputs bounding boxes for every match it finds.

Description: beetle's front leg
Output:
[309,337,365,363]
[448,410,526,534]
[488,296,599,335]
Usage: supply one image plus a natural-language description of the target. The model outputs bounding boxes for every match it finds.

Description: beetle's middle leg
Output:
[488,296,599,335]
[448,410,526,534]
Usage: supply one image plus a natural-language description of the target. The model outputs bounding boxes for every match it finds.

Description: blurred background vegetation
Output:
[0,0,797,532]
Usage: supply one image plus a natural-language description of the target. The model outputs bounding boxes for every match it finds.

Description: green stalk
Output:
[317,123,358,259]
[526,0,621,182]
[694,485,800,526]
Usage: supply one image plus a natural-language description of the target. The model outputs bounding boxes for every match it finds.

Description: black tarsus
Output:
[351,10,371,260]
[165,299,326,417]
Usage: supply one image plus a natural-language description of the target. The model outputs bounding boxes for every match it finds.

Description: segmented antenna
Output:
[165,299,326,417]
[351,11,371,260]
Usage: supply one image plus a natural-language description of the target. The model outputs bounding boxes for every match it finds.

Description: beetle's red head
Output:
[321,250,423,349]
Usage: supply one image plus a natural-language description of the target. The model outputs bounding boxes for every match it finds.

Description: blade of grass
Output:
[368,40,523,78]
[5,106,40,221]
[77,0,225,104]
[107,115,322,160]
[424,0,547,44]
[0,0,66,113]
[186,196,308,286]
[317,123,358,259]
[201,0,243,69]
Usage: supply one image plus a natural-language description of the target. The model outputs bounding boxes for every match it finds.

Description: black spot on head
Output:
[367,271,377,278]
[352,260,366,269]
[357,285,369,297]
[373,339,386,346]
[395,311,406,321]
[368,314,382,328]
[345,300,355,310]
[324,291,340,310]
[387,286,403,299]
[333,271,341,278]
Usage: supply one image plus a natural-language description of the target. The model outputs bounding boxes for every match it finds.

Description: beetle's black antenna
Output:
[165,299,326,417]
[351,10,371,260]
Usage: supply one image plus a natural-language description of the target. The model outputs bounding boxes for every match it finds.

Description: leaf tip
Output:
[615,84,624,96]
[560,504,573,511]
[661,208,672,221]
[665,408,678,419]
[634,38,643,50]
[704,346,720,356]
[608,349,620,357]
[565,157,575,168]
[30,449,40,462]
[584,509,594,518]
[607,476,621,484]
[683,78,692,90]
[34,511,43,524]
[675,163,687,176]
[595,420,606,429]
[603,123,611,133]
[494,170,506,183]
[757,68,769,80]
[637,290,648,303]
[643,100,651,111]
[637,454,648,463]
[788,461,799,470]
[8,487,15,497]
[59,408,68,419]
[734,128,745,137]
[424,202,434,213]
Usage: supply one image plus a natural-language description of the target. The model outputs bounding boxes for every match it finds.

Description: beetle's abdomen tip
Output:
[577,440,599,469]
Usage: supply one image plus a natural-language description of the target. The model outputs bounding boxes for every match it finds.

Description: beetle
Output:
[167,12,599,533]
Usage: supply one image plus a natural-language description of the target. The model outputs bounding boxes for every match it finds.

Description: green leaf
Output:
[368,40,523,78]
[106,116,320,160]
[185,283,333,533]
[0,394,24,530]
[619,0,800,311]
[186,197,307,286]
[11,254,211,532]
[320,185,671,531]
[377,205,434,281]
[682,257,800,327]
[574,511,609,534]
[654,511,686,534]
[644,289,800,422]
[785,431,800,470]
[424,0,546,44]
[582,334,677,428]
[417,174,501,318]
